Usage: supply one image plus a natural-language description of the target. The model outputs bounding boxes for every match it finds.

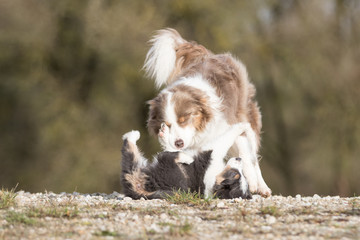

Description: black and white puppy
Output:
[121,123,252,200]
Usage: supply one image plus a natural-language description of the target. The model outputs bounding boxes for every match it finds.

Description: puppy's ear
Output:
[146,94,167,135]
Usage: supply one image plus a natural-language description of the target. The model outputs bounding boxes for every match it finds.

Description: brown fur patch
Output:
[174,154,190,179]
[168,41,210,84]
[147,93,168,135]
[124,170,155,197]
[215,165,231,185]
[126,141,142,165]
[170,84,213,131]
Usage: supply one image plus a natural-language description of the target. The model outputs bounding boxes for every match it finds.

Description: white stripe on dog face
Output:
[159,91,196,151]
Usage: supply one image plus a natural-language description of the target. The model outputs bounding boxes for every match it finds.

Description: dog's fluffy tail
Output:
[143,28,210,88]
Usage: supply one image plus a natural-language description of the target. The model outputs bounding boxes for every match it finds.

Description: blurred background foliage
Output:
[0,0,359,196]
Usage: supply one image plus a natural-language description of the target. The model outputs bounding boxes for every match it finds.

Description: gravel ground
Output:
[0,191,359,239]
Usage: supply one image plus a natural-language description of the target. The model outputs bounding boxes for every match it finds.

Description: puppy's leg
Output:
[122,130,147,171]
[122,130,156,199]
[203,123,250,198]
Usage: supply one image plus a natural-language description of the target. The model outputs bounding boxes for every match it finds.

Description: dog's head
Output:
[147,84,213,151]
[213,158,252,199]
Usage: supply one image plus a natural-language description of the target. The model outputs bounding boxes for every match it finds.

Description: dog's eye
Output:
[178,116,190,126]
[178,117,186,124]
[192,111,200,117]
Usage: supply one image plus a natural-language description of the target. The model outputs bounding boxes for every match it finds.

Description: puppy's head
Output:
[147,84,212,151]
[214,158,252,199]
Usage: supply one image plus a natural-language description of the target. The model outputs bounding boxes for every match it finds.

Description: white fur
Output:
[158,92,196,151]
[122,130,140,143]
[255,161,271,196]
[143,30,185,88]
[177,152,195,165]
[234,136,258,192]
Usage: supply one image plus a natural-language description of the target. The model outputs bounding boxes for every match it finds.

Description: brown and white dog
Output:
[144,29,271,197]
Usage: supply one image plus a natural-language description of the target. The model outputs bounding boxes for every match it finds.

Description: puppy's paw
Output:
[122,130,140,143]
[176,153,194,165]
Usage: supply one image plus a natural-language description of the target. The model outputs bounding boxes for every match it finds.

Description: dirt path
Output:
[0,191,359,239]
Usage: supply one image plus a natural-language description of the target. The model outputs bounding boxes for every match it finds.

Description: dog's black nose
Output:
[235,157,242,161]
[175,139,184,148]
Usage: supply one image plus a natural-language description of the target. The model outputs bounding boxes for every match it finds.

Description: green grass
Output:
[259,205,281,216]
[5,206,79,227]
[158,221,193,236]
[166,189,213,207]
[6,211,37,226]
[26,206,79,219]
[94,230,121,237]
[0,185,18,209]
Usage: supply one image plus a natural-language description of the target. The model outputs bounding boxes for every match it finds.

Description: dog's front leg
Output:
[203,123,250,198]
[235,127,272,197]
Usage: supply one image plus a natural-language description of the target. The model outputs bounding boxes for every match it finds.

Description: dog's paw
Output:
[122,130,140,143]
[258,184,272,198]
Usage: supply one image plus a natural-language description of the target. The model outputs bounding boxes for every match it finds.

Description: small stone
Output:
[234,198,243,203]
[160,213,167,220]
[251,195,262,201]
[313,194,321,199]
[266,216,277,224]
[295,194,301,199]
[260,226,272,232]
[123,197,132,201]
[217,202,225,208]
[144,215,152,221]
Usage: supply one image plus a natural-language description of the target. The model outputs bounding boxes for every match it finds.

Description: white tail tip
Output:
[143,29,185,88]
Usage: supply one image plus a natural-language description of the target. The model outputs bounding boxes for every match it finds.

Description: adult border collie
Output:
[121,124,251,199]
[143,29,271,197]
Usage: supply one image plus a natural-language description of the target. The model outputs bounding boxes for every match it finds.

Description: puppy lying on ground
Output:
[121,123,252,200]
